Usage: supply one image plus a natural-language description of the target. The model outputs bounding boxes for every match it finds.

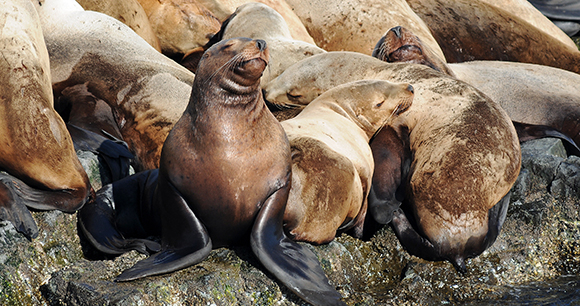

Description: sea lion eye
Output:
[375,101,384,108]
[286,93,302,101]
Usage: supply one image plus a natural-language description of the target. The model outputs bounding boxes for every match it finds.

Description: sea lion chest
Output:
[160,106,290,246]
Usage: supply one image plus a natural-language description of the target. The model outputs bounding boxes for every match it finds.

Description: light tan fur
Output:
[265,52,521,251]
[36,0,195,171]
[283,0,445,59]
[282,79,413,243]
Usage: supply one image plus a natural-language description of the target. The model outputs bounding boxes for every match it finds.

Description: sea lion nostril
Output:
[392,26,402,38]
[255,39,267,51]
[407,84,414,94]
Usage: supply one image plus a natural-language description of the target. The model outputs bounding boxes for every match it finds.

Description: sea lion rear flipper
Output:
[513,121,580,156]
[251,181,346,306]
[390,208,442,263]
[115,176,212,282]
[0,174,38,240]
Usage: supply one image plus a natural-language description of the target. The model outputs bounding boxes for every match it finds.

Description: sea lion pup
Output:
[373,26,580,153]
[200,2,325,87]
[0,0,91,239]
[283,0,446,58]
[406,0,580,74]
[79,38,345,306]
[36,0,195,171]
[264,52,521,272]
[75,0,161,52]
[281,80,414,243]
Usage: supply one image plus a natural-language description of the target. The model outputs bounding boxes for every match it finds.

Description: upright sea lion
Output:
[373,26,580,151]
[214,2,325,87]
[75,0,161,52]
[0,0,91,239]
[406,0,580,74]
[283,0,445,58]
[264,52,521,272]
[79,38,345,306]
[36,0,195,171]
[282,79,414,243]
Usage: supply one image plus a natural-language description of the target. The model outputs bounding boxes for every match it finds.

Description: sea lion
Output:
[283,0,446,59]
[281,79,414,244]
[36,0,195,171]
[75,0,161,52]
[373,26,580,151]
[529,0,580,36]
[79,38,345,306]
[406,0,580,74]
[135,0,221,57]
[196,0,316,45]
[215,2,325,87]
[0,0,92,239]
[480,0,578,49]
[264,52,521,272]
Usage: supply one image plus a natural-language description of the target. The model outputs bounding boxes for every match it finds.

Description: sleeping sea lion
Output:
[283,0,445,59]
[373,26,580,152]
[36,0,195,171]
[79,38,345,306]
[264,52,521,272]
[75,0,161,52]
[281,79,414,243]
[0,0,92,239]
[406,0,580,74]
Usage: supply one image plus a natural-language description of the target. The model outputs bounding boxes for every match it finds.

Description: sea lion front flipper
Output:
[513,121,580,156]
[115,176,212,282]
[251,180,346,306]
[0,174,38,240]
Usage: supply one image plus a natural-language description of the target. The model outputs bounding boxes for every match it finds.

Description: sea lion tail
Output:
[251,179,346,306]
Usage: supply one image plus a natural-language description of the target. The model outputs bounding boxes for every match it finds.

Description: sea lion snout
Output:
[391,25,403,38]
[255,39,267,51]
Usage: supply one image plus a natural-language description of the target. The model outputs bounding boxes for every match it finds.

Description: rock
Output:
[1,137,579,305]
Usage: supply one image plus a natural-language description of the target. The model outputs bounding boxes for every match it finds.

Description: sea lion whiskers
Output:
[370,99,410,141]
[202,52,248,85]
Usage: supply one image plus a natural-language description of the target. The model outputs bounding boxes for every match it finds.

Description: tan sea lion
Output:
[373,26,580,151]
[215,2,325,86]
[135,0,221,57]
[197,0,316,45]
[0,0,92,239]
[75,0,161,52]
[36,0,195,171]
[479,0,578,50]
[283,0,445,59]
[406,0,580,74]
[264,52,521,272]
[79,38,345,306]
[281,79,414,244]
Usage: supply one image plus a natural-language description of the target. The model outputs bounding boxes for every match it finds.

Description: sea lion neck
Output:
[316,99,377,140]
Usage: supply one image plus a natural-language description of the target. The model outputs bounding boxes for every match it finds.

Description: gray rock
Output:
[1,137,579,305]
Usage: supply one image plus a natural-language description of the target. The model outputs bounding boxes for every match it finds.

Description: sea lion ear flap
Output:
[368,125,411,224]
[181,47,206,73]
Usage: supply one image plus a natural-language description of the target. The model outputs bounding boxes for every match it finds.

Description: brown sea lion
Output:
[373,26,580,152]
[79,38,345,306]
[0,0,92,239]
[36,0,195,171]
[281,79,414,244]
[135,0,221,57]
[283,0,446,59]
[216,2,325,87]
[75,0,162,52]
[264,52,521,272]
[406,0,580,74]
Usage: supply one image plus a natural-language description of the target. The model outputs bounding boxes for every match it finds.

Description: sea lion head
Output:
[373,26,455,77]
[195,37,270,97]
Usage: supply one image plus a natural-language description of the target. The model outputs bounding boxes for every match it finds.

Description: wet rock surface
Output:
[1,137,579,305]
